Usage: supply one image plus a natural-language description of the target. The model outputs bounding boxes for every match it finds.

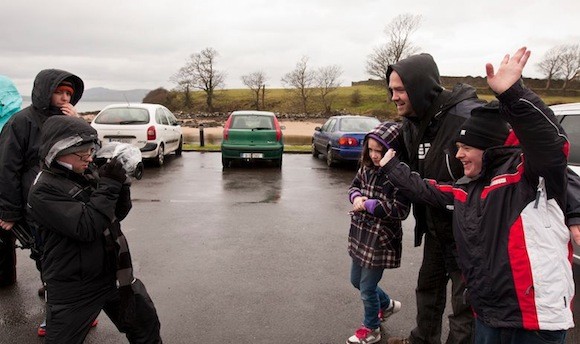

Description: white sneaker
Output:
[379,299,401,322]
[346,325,381,344]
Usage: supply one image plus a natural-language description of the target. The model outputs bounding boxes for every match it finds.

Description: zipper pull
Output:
[533,177,545,209]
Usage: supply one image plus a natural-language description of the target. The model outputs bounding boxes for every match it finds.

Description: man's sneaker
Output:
[38,318,98,337]
[37,320,46,337]
[379,299,401,322]
[346,325,381,344]
[386,337,410,344]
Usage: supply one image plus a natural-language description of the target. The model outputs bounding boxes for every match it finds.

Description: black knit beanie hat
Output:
[456,101,510,150]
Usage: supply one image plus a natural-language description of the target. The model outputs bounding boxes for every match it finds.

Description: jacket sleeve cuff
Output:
[496,80,525,105]
[380,156,401,174]
[566,215,580,227]
[349,191,362,203]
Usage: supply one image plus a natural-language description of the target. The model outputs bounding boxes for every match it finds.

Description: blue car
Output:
[312,115,381,167]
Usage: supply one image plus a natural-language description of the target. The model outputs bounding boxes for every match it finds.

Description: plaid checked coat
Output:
[348,122,411,269]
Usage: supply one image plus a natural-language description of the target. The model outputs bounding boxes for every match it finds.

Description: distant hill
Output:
[81,87,150,102]
[22,87,151,102]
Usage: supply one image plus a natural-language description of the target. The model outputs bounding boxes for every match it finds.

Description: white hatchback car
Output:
[91,103,183,166]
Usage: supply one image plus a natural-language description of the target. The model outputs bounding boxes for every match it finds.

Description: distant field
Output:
[174,85,580,119]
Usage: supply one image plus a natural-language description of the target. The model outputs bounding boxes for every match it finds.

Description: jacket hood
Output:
[387,54,443,119]
[40,115,98,166]
[31,69,84,110]
[0,75,22,129]
[365,121,401,150]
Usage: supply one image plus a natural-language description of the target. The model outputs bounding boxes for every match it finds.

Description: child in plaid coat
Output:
[346,121,411,344]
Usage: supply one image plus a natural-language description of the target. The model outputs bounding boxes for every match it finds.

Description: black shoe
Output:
[38,286,45,298]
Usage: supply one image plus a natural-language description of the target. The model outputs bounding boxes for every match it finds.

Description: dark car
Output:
[312,115,380,166]
[221,110,284,168]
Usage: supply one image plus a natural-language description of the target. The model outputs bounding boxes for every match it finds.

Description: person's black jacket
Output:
[0,69,83,223]
[387,54,485,247]
[27,116,131,304]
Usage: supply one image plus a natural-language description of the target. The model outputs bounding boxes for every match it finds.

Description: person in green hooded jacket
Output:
[0,75,22,132]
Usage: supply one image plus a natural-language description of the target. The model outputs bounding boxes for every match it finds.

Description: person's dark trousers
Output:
[45,279,162,344]
[0,230,16,287]
[104,279,162,344]
[409,232,473,344]
[474,318,567,344]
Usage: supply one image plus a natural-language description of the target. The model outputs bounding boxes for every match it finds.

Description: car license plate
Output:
[241,153,263,158]
[109,138,132,144]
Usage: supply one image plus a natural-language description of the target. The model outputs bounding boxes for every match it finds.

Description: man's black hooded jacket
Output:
[387,54,484,247]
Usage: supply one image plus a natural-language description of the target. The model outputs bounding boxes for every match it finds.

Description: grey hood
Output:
[39,115,98,166]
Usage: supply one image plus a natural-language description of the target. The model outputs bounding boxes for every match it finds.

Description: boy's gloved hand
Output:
[98,157,127,183]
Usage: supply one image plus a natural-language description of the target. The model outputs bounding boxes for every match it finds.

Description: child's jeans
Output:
[350,261,390,329]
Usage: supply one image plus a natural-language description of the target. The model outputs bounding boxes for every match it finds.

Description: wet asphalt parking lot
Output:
[1,152,577,343]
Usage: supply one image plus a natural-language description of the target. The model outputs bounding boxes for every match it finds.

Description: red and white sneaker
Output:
[379,299,401,322]
[38,318,98,337]
[37,320,46,337]
[346,325,381,344]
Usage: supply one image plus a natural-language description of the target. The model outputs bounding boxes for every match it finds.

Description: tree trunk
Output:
[261,85,265,110]
[184,85,192,109]
[206,91,213,112]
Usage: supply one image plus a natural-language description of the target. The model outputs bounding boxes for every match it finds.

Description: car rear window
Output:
[559,115,580,165]
[339,117,380,132]
[231,115,274,130]
[94,108,150,125]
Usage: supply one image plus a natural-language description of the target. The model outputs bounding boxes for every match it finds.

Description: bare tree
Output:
[366,13,422,88]
[315,65,343,113]
[241,71,267,110]
[536,45,565,90]
[559,44,580,90]
[175,47,225,112]
[170,66,194,109]
[281,56,316,113]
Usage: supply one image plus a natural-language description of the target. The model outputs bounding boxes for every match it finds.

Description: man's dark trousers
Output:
[410,232,473,344]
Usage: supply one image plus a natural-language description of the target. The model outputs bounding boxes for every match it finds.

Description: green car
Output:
[221,111,284,168]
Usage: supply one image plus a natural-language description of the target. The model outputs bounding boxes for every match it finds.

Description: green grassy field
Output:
[171,84,580,119]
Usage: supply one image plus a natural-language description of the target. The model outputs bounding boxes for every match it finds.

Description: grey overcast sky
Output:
[3,0,579,96]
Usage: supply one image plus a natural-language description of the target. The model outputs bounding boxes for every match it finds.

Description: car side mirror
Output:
[315,127,321,132]
[280,125,286,130]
